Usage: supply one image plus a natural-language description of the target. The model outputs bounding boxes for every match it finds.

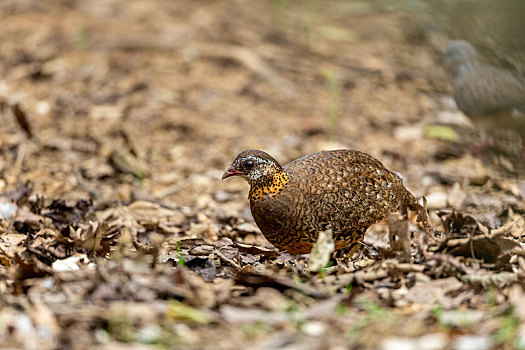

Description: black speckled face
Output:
[222,150,283,184]
[233,155,276,182]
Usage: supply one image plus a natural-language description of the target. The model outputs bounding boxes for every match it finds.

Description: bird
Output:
[222,149,430,254]
[441,40,525,159]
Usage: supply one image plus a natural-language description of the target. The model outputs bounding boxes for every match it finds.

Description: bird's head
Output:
[222,150,283,186]
[441,40,480,74]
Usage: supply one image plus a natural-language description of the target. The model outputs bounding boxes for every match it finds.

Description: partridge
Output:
[442,40,525,147]
[222,149,429,254]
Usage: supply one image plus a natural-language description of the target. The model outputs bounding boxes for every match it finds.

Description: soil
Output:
[1,1,524,349]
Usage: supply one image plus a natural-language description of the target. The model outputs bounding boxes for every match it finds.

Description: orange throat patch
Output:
[249,171,290,201]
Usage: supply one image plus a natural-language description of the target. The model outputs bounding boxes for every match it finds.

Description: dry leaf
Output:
[308,230,335,273]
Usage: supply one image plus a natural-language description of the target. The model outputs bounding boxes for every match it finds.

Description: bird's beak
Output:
[222,166,244,180]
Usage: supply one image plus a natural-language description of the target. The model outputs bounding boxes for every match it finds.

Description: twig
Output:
[417,228,477,275]
[237,267,331,298]
[417,197,434,241]
[446,225,524,247]
[328,261,425,290]
[487,218,521,238]
[461,271,519,288]
[518,256,525,271]
[14,141,26,176]
[388,211,410,263]
[416,231,428,259]
[469,230,477,260]
[392,263,426,273]
[353,269,388,284]
[425,252,476,274]
[215,248,241,270]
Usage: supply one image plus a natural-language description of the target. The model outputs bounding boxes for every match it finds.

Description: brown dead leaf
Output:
[308,230,335,273]
[508,284,525,335]
[173,267,216,307]
[127,200,186,225]
[12,251,53,282]
[0,232,27,267]
[186,212,217,242]
[69,221,119,256]
[400,277,463,308]
[109,148,149,178]
[237,265,331,298]
[461,271,519,288]
[388,213,410,262]
[11,103,32,138]
[220,305,287,324]
[439,211,524,263]
[235,287,289,311]
[1,181,33,206]
[31,302,59,341]
[14,207,44,231]
[43,199,94,232]
[234,242,279,258]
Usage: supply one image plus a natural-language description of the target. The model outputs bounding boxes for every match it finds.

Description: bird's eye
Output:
[244,160,255,170]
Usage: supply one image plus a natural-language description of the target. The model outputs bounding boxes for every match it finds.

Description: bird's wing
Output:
[284,151,400,222]
[454,65,525,116]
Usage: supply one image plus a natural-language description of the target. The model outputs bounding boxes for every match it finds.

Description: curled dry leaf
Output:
[14,207,44,231]
[308,230,335,273]
[439,211,524,264]
[43,199,94,232]
[68,221,119,256]
[108,148,149,178]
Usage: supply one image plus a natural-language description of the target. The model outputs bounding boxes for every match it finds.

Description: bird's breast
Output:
[248,172,291,201]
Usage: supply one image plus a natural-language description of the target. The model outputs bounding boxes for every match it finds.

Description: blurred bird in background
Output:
[442,40,525,174]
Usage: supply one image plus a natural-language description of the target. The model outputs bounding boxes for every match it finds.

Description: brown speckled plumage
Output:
[223,149,426,254]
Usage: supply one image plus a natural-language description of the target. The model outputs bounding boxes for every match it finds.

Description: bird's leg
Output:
[359,241,379,258]
[337,231,367,259]
[467,129,490,156]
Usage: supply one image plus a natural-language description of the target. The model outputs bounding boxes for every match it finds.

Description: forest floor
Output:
[1,1,524,349]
